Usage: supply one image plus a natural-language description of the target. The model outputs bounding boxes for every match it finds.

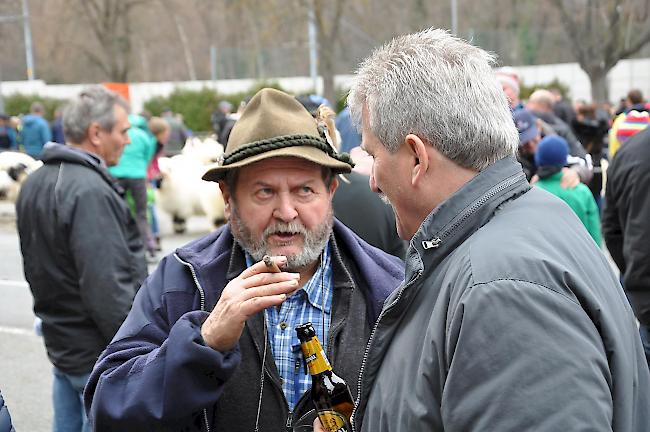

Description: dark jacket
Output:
[0,390,14,432]
[603,127,650,326]
[15,143,147,375]
[532,110,593,183]
[85,221,404,432]
[333,172,406,259]
[353,157,650,432]
[51,117,65,144]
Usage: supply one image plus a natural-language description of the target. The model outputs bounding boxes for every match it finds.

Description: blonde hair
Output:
[148,116,169,138]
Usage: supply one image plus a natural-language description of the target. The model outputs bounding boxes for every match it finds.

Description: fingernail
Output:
[290,279,298,286]
[279,294,287,300]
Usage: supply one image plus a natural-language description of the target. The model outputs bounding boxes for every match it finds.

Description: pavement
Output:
[0,200,212,431]
[0,197,621,431]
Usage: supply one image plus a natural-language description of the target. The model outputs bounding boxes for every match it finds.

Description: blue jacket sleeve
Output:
[84,275,241,431]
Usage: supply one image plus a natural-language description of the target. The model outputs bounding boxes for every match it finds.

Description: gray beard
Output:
[229,204,333,272]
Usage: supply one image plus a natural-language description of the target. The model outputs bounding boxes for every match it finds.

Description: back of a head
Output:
[62,86,130,145]
[627,89,644,106]
[348,28,518,171]
[30,102,44,115]
[149,116,170,138]
[535,135,568,168]
[528,89,555,112]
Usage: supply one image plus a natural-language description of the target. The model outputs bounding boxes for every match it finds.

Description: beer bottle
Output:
[296,322,354,432]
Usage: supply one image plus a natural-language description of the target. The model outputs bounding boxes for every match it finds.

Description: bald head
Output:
[526,89,555,113]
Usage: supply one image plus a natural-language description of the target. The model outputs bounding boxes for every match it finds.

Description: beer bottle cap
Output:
[295,322,316,342]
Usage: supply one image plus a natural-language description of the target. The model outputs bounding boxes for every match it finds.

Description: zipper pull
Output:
[422,238,441,249]
[285,412,293,431]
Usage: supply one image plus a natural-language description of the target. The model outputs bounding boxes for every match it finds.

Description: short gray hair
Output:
[348,28,518,171]
[62,86,130,144]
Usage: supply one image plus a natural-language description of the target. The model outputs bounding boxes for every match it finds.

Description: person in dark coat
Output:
[333,171,406,259]
[603,126,650,365]
[15,86,147,432]
[50,107,65,144]
[323,28,650,432]
[527,89,593,184]
[0,390,15,432]
[84,88,404,431]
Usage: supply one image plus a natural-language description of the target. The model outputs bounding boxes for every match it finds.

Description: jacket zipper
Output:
[173,253,210,432]
[351,171,525,431]
[350,274,418,432]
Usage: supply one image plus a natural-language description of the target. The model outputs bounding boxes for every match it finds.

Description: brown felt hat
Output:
[202,88,353,182]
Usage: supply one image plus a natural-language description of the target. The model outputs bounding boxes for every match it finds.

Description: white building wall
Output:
[1,58,649,114]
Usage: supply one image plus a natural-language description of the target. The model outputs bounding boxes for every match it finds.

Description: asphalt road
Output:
[0,199,621,431]
[0,201,213,432]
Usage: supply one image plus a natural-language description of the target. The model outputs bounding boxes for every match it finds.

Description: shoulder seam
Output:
[469,278,580,307]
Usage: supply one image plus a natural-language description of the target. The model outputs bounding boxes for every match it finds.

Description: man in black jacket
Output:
[603,126,650,365]
[15,86,147,432]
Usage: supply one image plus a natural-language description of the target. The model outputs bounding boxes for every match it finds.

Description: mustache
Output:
[263,221,308,237]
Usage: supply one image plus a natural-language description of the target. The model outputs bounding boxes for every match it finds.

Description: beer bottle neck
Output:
[300,336,332,375]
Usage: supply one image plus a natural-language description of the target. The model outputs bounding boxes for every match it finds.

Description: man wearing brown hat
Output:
[84,88,404,431]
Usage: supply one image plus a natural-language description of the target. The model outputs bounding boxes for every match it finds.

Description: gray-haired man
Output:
[317,28,650,432]
[16,86,147,432]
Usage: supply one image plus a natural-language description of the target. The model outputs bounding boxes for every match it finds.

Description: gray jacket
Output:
[353,156,650,431]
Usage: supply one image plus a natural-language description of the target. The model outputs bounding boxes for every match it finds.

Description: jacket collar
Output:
[41,143,122,194]
[406,156,530,281]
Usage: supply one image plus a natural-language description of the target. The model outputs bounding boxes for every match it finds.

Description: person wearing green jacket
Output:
[109,114,157,256]
[534,135,602,246]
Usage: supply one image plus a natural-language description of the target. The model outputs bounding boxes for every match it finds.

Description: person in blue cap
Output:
[533,135,601,246]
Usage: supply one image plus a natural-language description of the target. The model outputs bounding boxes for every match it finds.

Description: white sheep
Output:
[156,152,226,234]
[0,151,43,202]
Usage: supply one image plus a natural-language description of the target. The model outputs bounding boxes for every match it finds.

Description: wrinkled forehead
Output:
[236,156,328,185]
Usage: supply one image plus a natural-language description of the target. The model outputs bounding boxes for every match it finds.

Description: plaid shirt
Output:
[246,244,333,411]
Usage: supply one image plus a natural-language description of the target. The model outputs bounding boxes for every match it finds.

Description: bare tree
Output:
[74,0,150,82]
[551,0,650,102]
[304,0,347,105]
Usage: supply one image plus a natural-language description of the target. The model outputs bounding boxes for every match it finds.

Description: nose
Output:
[272,192,298,222]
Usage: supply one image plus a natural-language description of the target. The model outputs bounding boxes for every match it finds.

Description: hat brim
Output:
[518,126,539,147]
[202,145,352,182]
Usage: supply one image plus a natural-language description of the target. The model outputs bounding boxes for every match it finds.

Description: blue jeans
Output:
[640,324,650,368]
[52,368,90,432]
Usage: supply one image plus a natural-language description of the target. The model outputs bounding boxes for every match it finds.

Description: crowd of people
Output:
[1,27,649,432]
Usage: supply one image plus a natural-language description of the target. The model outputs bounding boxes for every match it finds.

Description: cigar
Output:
[263,255,281,273]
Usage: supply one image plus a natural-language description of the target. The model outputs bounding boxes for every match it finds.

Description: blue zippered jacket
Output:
[85,221,404,431]
[20,114,51,158]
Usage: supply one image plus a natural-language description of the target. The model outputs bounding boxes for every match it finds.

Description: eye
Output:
[297,186,314,196]
[256,187,274,198]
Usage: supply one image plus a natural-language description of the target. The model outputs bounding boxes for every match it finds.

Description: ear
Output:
[404,134,429,186]
[219,180,232,219]
[328,175,339,196]
[87,122,102,147]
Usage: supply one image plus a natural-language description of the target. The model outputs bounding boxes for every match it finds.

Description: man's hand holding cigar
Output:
[201,255,300,352]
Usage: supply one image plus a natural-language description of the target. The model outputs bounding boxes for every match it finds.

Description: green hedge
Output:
[4,94,67,120]
[143,81,285,133]
[520,78,571,100]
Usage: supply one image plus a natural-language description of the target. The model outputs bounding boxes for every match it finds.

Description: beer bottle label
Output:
[302,338,331,375]
[318,410,350,432]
